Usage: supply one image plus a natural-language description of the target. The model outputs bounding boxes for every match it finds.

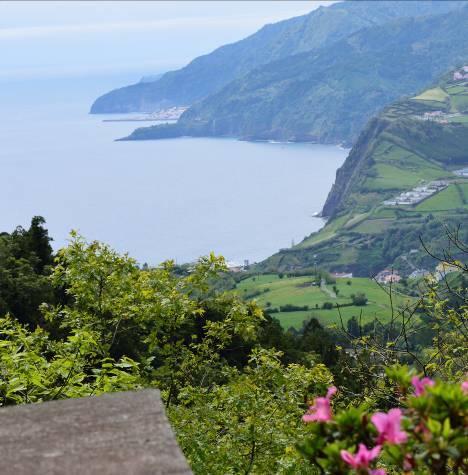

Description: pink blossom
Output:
[411,376,434,396]
[326,385,337,398]
[371,408,407,445]
[302,386,337,423]
[370,470,386,475]
[461,381,468,394]
[340,443,381,469]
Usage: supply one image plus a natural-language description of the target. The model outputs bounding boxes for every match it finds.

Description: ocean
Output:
[0,75,347,265]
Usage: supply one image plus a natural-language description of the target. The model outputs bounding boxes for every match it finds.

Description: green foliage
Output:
[44,233,266,407]
[170,348,332,474]
[351,293,368,306]
[298,368,468,474]
[0,216,54,327]
[0,315,142,405]
[0,223,465,474]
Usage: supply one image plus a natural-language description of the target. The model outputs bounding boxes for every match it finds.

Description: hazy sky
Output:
[1,1,334,82]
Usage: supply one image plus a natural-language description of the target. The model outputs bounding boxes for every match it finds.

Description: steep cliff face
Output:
[258,68,468,275]
[321,118,389,217]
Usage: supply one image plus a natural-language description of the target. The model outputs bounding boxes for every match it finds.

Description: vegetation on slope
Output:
[123,5,468,145]
[91,1,461,114]
[259,70,468,276]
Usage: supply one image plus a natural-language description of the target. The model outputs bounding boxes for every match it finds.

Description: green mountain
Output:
[258,69,468,276]
[124,5,468,145]
[91,1,461,114]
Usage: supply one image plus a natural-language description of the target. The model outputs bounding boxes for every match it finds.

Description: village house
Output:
[227,261,244,273]
[453,66,468,81]
[375,269,401,284]
[454,167,468,177]
[331,271,353,279]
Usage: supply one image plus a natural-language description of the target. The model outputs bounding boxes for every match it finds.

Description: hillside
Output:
[122,4,468,145]
[90,1,461,114]
[258,68,468,276]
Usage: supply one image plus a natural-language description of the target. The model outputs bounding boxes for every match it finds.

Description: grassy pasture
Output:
[365,162,444,191]
[352,218,394,234]
[415,184,467,211]
[457,183,468,203]
[448,114,468,123]
[298,215,349,248]
[236,275,414,329]
[450,94,468,112]
[412,87,449,103]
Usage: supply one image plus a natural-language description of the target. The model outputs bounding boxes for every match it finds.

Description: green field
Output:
[352,218,394,234]
[365,163,444,191]
[298,214,349,248]
[450,94,468,112]
[416,184,467,211]
[236,275,414,329]
[457,183,468,203]
[448,114,468,123]
[412,87,449,103]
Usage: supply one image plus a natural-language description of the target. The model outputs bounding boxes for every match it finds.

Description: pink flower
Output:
[411,376,434,396]
[370,470,386,475]
[302,386,337,423]
[461,381,468,394]
[340,443,381,469]
[371,408,407,445]
[326,385,337,398]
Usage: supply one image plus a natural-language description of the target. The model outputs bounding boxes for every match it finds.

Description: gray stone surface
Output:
[0,390,192,475]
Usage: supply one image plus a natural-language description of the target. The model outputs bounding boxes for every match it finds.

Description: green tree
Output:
[170,348,332,474]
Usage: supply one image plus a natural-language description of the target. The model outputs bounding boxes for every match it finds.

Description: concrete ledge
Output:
[0,390,192,475]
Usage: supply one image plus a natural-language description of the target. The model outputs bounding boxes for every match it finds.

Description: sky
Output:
[0,1,334,84]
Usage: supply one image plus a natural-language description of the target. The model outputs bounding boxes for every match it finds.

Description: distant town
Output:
[103,106,188,122]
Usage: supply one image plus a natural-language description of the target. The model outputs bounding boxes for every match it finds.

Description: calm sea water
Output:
[0,77,347,265]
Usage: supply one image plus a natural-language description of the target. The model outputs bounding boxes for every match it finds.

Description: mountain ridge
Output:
[91,1,463,115]
[122,4,468,146]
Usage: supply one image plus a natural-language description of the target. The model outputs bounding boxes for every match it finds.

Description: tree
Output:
[26,216,54,273]
[351,293,368,306]
[170,349,332,474]
[347,316,360,338]
[0,217,55,328]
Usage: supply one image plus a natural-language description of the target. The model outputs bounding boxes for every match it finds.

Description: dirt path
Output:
[320,278,337,298]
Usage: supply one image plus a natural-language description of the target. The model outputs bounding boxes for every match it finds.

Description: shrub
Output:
[351,293,368,306]
[322,302,334,310]
[280,304,309,312]
[298,366,468,474]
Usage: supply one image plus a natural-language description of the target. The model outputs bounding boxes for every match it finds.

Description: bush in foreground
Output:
[298,366,468,474]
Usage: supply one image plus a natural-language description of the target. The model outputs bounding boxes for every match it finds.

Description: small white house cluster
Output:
[453,66,468,81]
[454,167,468,177]
[383,180,448,206]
